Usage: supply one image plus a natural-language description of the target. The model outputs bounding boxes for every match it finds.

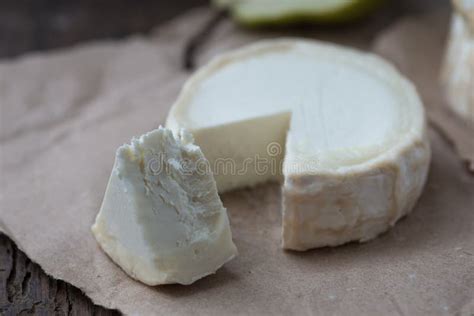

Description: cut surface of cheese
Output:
[92,127,237,285]
[167,39,431,251]
[442,1,474,124]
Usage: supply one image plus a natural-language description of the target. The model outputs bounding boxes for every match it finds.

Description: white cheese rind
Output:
[166,39,431,250]
[442,10,474,124]
[92,127,237,285]
[283,133,430,250]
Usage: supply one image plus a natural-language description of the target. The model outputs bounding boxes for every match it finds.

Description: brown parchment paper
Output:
[1,8,473,316]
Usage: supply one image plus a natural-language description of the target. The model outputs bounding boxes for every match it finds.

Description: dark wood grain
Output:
[0,0,448,314]
[0,233,120,315]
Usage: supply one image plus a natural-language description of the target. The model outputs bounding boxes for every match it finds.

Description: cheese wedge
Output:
[167,39,431,251]
[442,0,474,124]
[92,127,237,285]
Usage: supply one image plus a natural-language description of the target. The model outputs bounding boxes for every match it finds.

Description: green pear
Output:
[214,0,384,27]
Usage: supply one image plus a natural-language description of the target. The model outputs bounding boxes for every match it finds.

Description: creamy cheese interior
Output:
[181,47,409,170]
[93,128,237,284]
[111,133,221,257]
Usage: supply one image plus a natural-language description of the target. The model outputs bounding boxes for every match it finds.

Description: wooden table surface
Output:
[0,0,448,314]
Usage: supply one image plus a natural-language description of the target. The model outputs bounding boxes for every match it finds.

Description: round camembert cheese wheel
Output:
[167,39,431,251]
[442,0,474,124]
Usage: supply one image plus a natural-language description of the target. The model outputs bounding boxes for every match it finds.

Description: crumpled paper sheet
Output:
[374,11,474,172]
[1,7,473,316]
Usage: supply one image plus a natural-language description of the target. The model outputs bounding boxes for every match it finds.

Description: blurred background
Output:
[0,0,446,58]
